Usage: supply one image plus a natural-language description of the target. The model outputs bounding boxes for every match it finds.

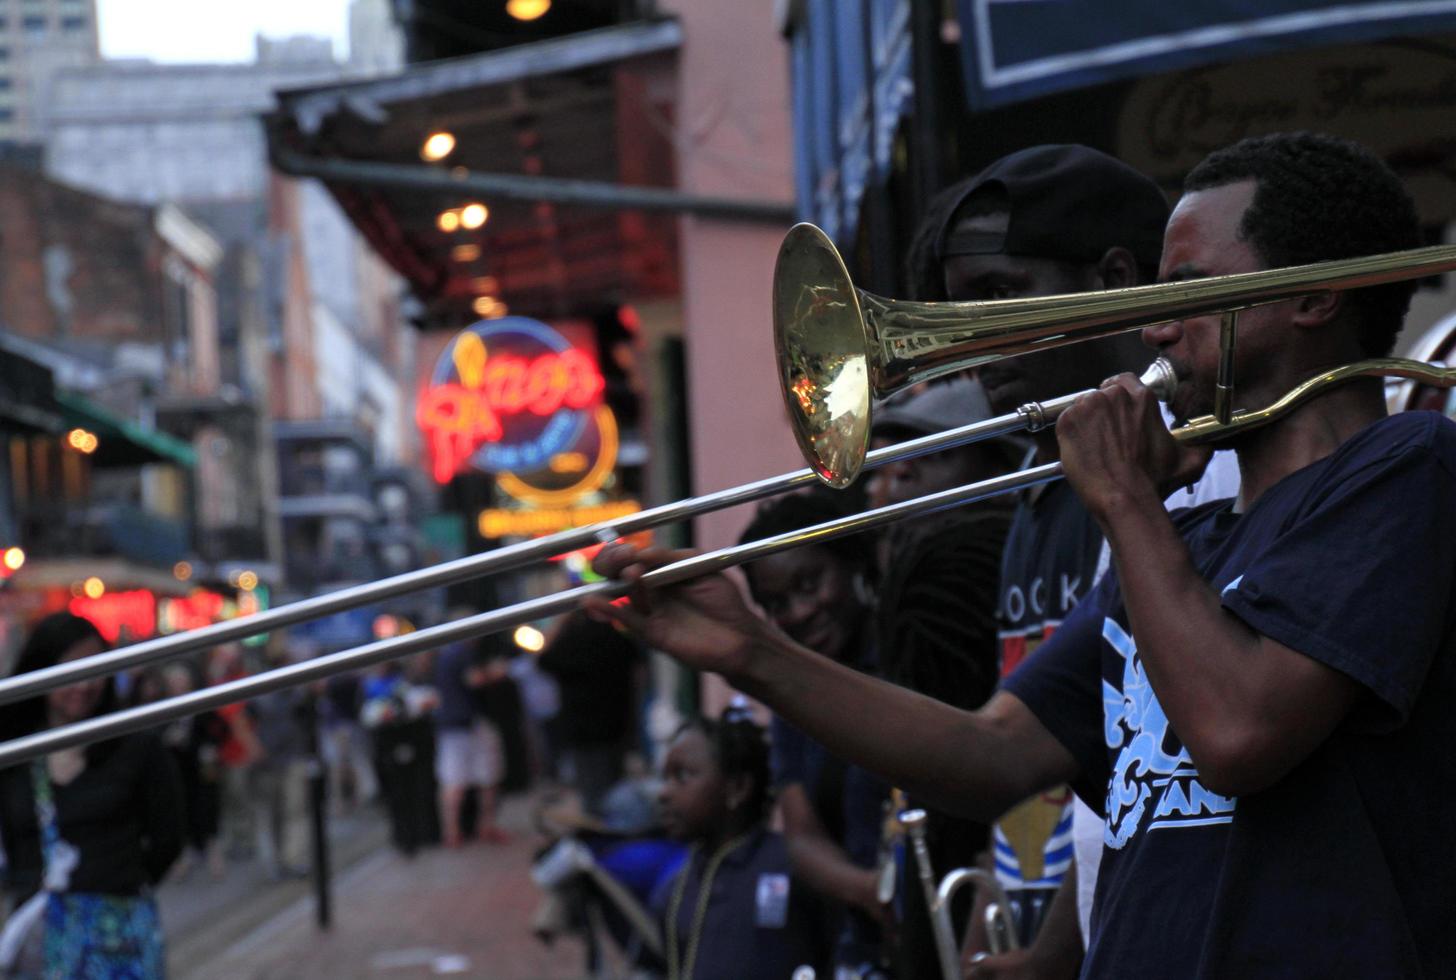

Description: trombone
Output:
[4,226,1456,768]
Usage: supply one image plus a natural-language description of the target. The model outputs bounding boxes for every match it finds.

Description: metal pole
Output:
[309,752,332,931]
[271,150,796,226]
[0,461,1063,769]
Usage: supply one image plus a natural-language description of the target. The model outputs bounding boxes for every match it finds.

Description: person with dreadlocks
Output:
[738,488,893,979]
[655,702,828,979]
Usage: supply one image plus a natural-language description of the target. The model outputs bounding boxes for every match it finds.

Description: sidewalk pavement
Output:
[166,794,592,980]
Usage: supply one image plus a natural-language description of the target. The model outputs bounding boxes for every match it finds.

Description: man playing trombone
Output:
[588,131,1456,977]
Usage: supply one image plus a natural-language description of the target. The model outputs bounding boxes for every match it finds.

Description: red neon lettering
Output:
[418,344,604,484]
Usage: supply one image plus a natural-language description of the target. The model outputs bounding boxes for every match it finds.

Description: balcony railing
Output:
[22,502,189,568]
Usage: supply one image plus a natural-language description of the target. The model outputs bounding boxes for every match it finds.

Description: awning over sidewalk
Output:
[955,0,1456,110]
[265,19,720,326]
[0,348,63,435]
[55,390,197,469]
[11,556,194,597]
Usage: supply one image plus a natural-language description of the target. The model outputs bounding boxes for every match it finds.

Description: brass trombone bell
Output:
[774,222,1456,488]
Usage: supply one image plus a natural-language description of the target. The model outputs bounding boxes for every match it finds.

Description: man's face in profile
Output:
[942,208,1104,416]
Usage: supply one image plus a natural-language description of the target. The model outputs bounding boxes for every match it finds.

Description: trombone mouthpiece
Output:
[1141,357,1179,403]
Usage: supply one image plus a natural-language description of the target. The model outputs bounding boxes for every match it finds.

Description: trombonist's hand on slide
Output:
[584,543,769,678]
[1056,371,1213,519]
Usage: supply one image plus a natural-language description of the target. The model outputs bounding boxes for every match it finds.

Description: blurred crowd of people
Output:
[0,597,651,978]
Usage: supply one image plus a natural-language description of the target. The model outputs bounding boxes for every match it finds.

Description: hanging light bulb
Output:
[506,0,551,22]
[420,131,456,162]
[459,203,489,229]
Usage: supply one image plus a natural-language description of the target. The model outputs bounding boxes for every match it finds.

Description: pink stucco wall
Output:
[660,0,802,556]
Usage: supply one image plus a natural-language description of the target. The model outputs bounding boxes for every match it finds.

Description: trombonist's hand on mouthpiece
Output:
[1056,371,1213,520]
[584,543,769,678]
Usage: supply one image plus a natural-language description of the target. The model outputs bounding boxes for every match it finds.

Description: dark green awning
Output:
[55,390,197,469]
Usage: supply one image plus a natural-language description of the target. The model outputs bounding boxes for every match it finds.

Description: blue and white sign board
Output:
[957,0,1456,109]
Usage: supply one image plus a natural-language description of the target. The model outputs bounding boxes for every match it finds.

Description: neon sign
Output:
[477,499,641,539]
[417,318,622,504]
[70,590,155,644]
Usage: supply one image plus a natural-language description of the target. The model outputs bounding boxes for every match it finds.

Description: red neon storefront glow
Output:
[418,347,604,484]
[70,590,157,644]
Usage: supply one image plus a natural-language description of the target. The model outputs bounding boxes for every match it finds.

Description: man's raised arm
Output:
[585,544,1078,822]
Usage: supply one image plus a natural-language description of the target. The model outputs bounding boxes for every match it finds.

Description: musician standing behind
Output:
[738,491,891,979]
[933,147,1240,977]
[908,145,1164,974]
[863,375,1020,979]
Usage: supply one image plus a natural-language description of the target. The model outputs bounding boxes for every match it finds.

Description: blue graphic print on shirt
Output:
[1101,617,1234,849]
[1003,411,1456,977]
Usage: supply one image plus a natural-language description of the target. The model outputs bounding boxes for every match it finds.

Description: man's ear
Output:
[1095,246,1142,289]
[1290,290,1343,329]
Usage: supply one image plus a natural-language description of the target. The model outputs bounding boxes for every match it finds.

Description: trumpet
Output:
[900,809,1019,980]
[4,226,1456,768]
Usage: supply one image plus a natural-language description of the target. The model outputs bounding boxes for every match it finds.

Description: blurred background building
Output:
[0,0,101,143]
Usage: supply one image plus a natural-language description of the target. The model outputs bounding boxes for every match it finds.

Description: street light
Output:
[82,576,105,599]
[513,624,546,653]
[67,428,98,454]
[506,0,551,21]
[420,130,456,162]
[459,203,489,229]
[436,209,461,233]
[2,547,24,572]
[472,296,508,319]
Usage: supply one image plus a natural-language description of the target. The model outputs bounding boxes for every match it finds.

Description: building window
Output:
[60,15,84,30]
[0,18,9,31]
[0,78,11,91]
[0,48,11,62]
[0,109,15,123]
[21,15,43,33]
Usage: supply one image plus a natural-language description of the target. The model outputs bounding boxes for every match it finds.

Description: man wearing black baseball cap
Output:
[901,146,1172,976]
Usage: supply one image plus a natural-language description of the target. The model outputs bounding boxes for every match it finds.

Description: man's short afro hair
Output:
[1183,132,1421,356]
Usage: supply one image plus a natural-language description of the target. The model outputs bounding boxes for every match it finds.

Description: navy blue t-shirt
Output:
[1005,411,1456,978]
[657,827,827,980]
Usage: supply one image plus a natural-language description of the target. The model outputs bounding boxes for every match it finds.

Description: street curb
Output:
[169,812,392,978]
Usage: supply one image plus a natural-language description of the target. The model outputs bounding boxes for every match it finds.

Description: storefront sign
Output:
[158,590,227,635]
[1117,35,1456,219]
[956,0,1456,110]
[418,317,606,483]
[417,317,619,503]
[477,499,642,540]
[70,590,156,644]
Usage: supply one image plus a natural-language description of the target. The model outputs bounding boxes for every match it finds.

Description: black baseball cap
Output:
[872,375,1029,466]
[935,145,1169,269]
